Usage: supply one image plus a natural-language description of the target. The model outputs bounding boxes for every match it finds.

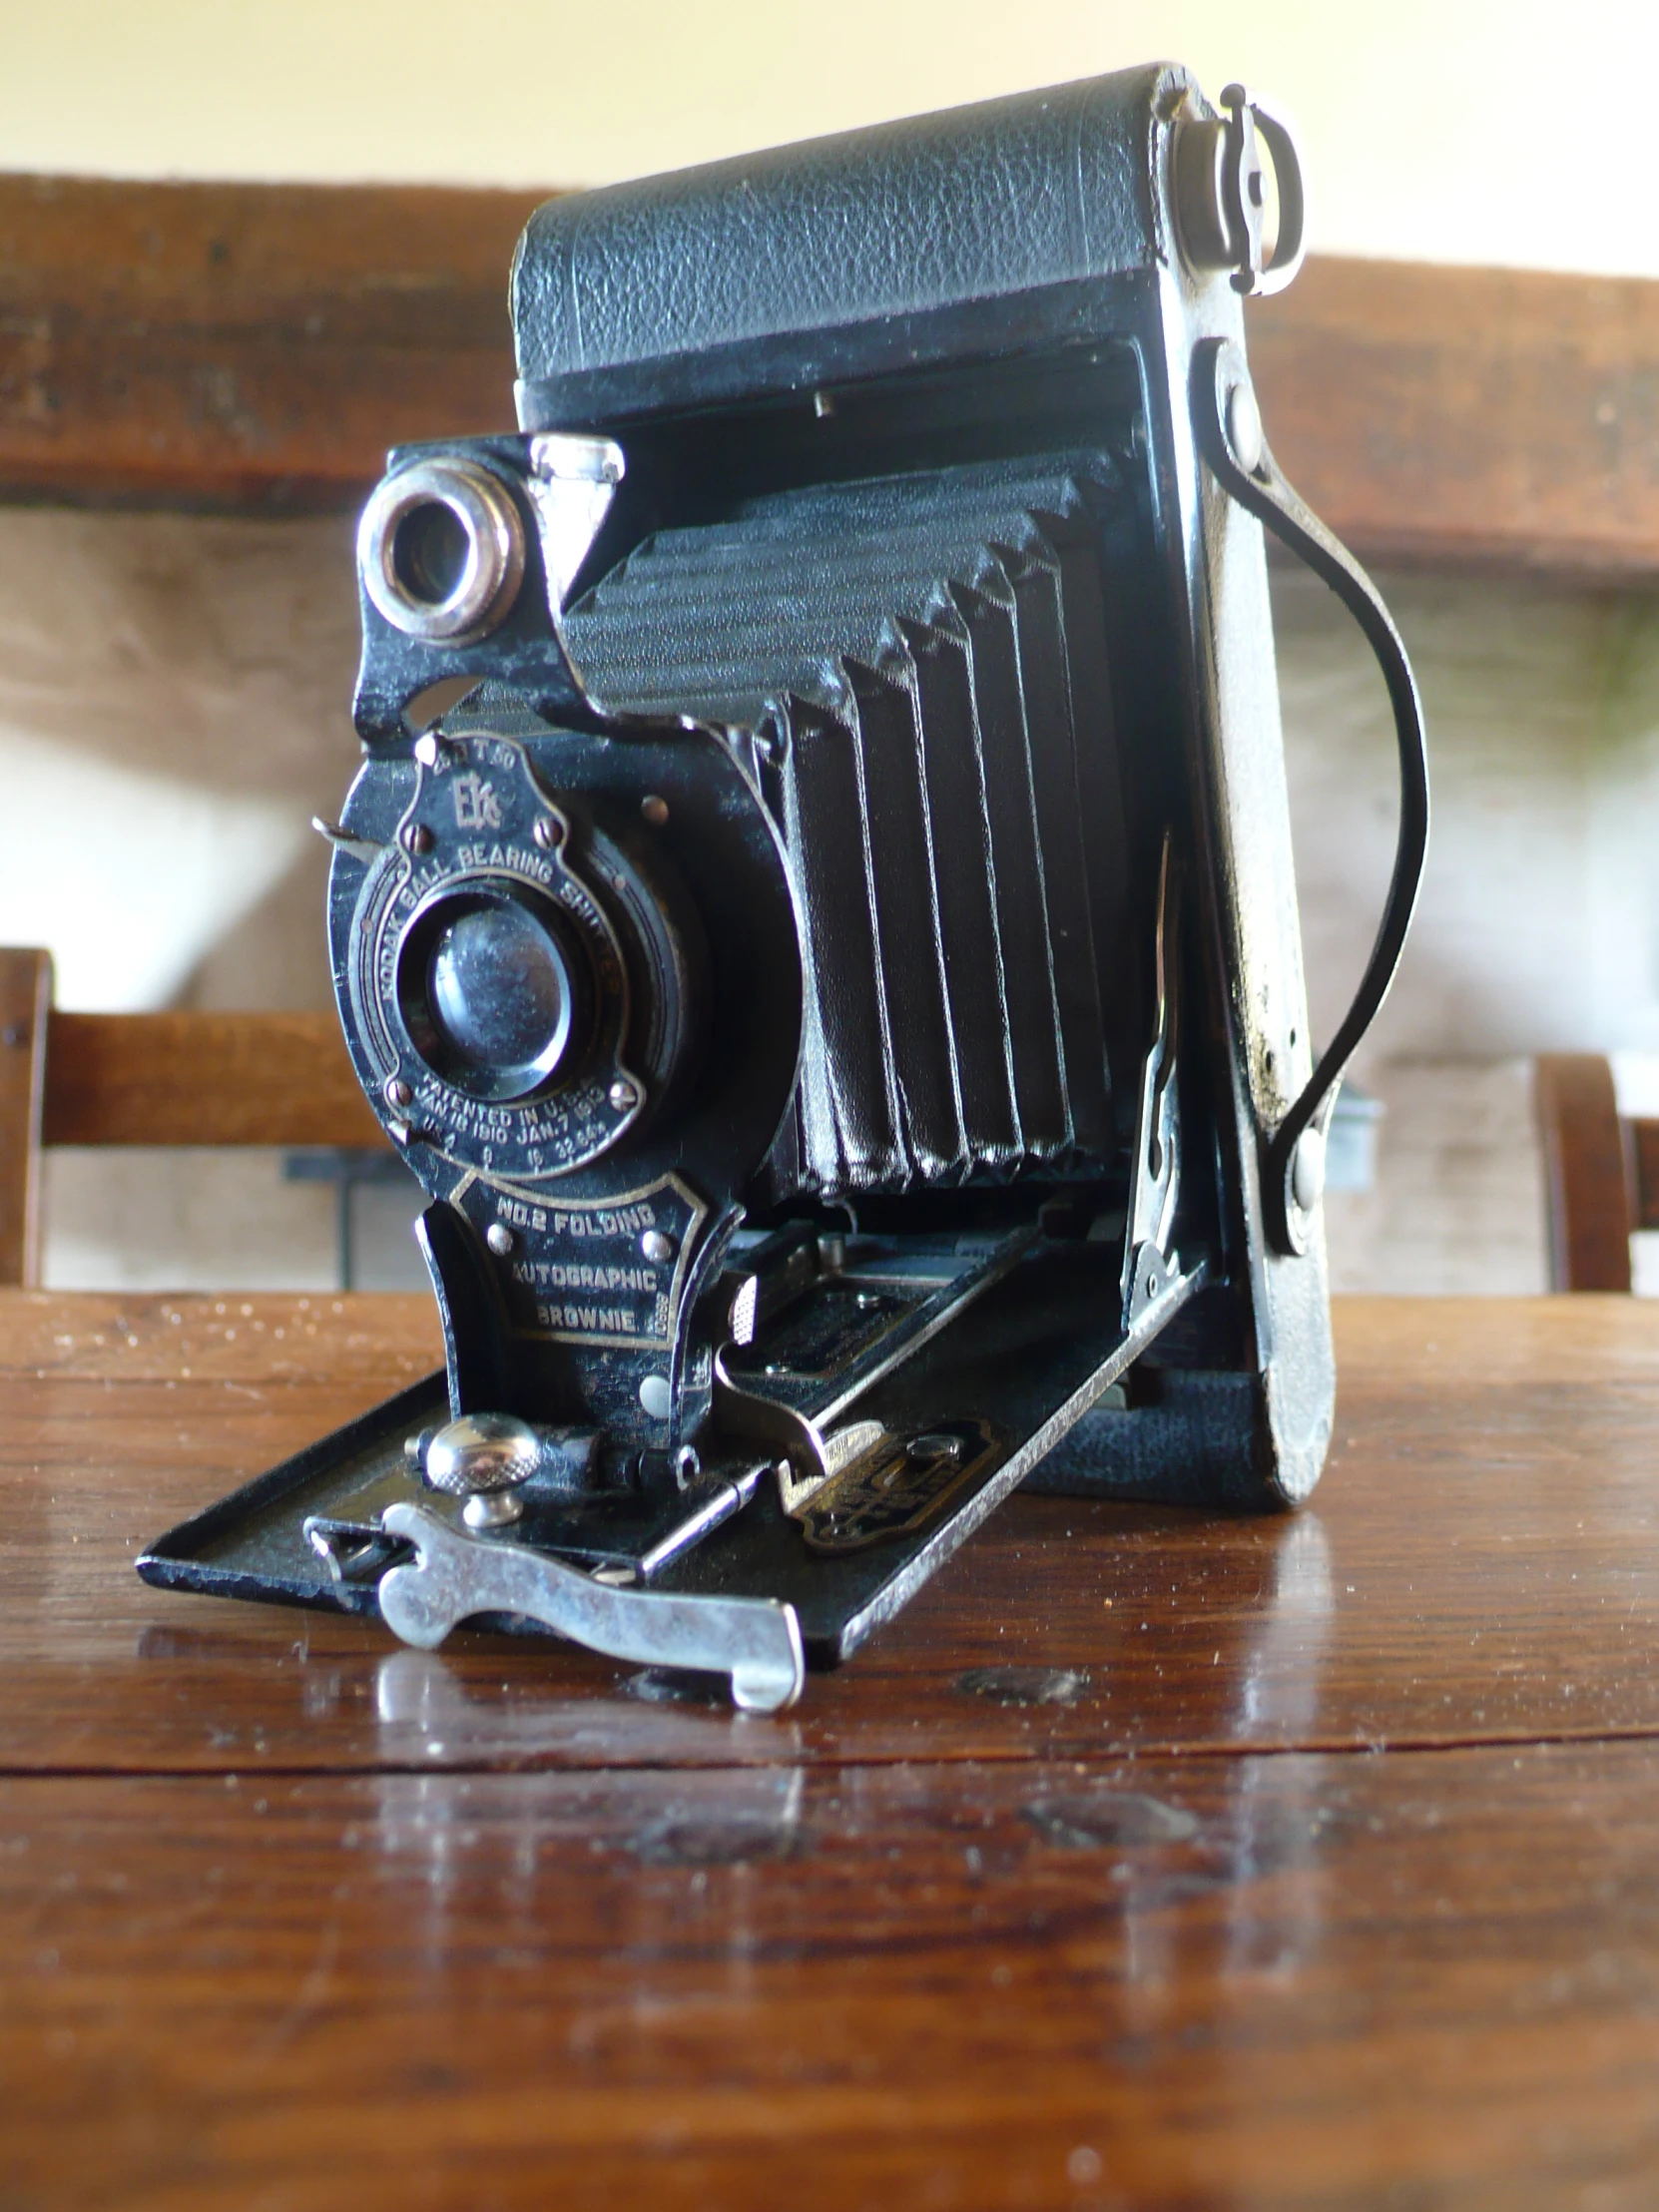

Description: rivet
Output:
[1292,1125,1328,1213]
[1227,379,1265,475]
[401,822,434,855]
[383,1075,413,1110]
[640,1229,675,1265]
[907,1431,962,1464]
[640,794,670,828]
[486,1223,514,1257]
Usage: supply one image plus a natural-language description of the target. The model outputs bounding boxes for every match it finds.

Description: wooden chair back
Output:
[0,947,386,1288]
[1535,1053,1659,1292]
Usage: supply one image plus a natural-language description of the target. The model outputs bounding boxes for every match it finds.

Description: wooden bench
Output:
[1535,1052,1659,1291]
[0,947,386,1288]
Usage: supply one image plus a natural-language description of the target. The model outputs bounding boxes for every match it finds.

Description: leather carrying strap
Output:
[1191,335,1430,1257]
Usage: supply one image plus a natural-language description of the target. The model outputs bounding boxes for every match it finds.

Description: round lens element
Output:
[397,885,588,1101]
[429,903,573,1075]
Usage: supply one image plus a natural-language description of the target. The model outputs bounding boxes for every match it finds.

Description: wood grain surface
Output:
[1245,257,1659,576]
[0,173,541,509]
[7,1743,1659,2212]
[0,949,51,1285]
[1535,1053,1634,1292]
[1634,1120,1659,1232]
[4,1291,1659,2207]
[42,1009,388,1150]
[5,170,1659,574]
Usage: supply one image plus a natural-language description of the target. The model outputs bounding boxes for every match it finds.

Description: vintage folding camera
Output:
[142,65,1426,1709]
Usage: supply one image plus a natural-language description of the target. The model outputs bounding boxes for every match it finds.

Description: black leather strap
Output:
[1191,335,1429,1257]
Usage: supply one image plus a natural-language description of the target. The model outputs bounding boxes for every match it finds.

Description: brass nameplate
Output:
[797,1418,999,1553]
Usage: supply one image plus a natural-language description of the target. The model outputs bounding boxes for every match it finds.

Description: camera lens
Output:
[397,886,588,1101]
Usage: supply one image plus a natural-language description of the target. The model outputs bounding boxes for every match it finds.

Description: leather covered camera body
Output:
[142,64,1425,1709]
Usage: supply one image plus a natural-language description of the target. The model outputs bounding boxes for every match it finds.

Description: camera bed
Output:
[140,1234,1204,1668]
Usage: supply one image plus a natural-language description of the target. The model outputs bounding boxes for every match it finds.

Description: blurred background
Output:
[2,0,1657,1291]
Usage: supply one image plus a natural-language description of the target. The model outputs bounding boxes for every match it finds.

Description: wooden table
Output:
[5,1291,1659,2209]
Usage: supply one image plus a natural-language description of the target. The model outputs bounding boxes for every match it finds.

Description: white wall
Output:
[1277,566,1659,1066]
[0,512,357,1009]
[1,0,1657,276]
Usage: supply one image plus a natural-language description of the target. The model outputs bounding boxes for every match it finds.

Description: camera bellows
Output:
[565,460,1130,1190]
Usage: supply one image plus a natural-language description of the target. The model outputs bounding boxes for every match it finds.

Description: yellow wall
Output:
[1,0,1655,274]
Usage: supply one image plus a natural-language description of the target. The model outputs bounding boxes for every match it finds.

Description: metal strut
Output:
[1121,836,1185,1327]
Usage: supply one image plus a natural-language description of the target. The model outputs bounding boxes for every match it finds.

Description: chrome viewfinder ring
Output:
[357,457,527,644]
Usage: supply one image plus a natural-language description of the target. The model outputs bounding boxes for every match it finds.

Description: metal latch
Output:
[374,1503,805,1713]
[1173,84,1307,296]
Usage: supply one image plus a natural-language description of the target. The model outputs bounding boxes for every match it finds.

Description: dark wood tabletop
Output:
[4,1289,1658,2209]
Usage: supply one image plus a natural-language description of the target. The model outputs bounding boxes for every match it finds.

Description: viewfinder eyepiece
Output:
[357,457,527,644]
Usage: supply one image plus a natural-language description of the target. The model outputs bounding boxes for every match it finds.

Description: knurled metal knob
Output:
[419,1412,541,1528]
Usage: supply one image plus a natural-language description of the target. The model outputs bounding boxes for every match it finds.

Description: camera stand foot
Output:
[375,1501,806,1712]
